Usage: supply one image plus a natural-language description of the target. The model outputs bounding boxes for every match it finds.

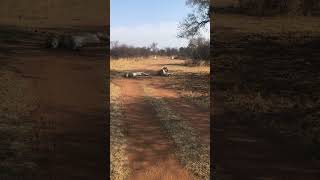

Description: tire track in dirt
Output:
[112,78,194,180]
[144,78,210,146]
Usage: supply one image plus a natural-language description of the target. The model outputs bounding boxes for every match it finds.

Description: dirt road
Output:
[10,47,107,179]
[111,59,210,179]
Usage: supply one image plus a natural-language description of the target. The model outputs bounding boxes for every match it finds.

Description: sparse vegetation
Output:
[110,83,130,180]
[214,0,320,162]
[111,58,210,110]
[0,69,38,177]
[111,57,209,179]
[109,1,210,178]
[111,40,210,63]
[144,86,209,179]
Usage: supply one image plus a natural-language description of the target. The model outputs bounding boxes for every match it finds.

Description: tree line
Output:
[110,0,211,62]
[110,37,209,61]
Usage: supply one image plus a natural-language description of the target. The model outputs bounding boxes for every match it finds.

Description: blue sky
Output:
[111,0,209,48]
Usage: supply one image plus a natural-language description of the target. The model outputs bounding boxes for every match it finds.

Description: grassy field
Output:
[111,58,210,109]
[110,57,210,179]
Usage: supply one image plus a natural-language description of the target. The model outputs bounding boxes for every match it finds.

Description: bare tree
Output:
[188,37,210,61]
[149,42,158,53]
[110,41,120,49]
[178,0,211,38]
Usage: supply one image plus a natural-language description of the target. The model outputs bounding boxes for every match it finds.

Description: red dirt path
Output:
[112,73,210,179]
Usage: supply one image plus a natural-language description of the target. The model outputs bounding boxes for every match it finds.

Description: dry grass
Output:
[183,60,210,67]
[111,57,209,74]
[215,14,320,36]
[0,70,38,176]
[144,86,210,180]
[0,70,37,119]
[222,90,320,156]
[163,73,210,110]
[111,57,210,109]
[224,91,298,113]
[214,13,320,157]
[110,83,130,180]
[180,91,210,110]
[138,160,195,180]
[110,58,210,179]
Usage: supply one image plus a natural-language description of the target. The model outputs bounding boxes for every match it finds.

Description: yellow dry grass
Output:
[110,83,130,180]
[138,160,195,180]
[215,14,320,35]
[144,86,210,180]
[111,57,209,74]
[111,57,210,110]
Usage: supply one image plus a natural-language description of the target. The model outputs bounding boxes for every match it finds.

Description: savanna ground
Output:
[0,27,107,179]
[213,2,320,179]
[110,57,210,179]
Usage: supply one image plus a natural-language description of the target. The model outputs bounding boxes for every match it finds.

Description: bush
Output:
[110,38,210,62]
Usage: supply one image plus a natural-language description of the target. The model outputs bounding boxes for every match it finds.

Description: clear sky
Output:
[110,0,209,48]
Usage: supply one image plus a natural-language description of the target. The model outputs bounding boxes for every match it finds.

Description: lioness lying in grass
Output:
[158,67,172,76]
[46,32,107,50]
[124,72,150,78]
[124,67,172,78]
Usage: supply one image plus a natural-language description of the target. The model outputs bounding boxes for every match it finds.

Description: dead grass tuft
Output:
[180,91,210,110]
